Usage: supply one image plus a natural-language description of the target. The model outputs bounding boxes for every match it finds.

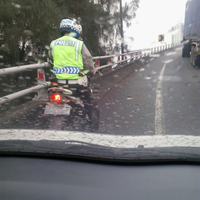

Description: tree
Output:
[0,0,140,65]
[0,0,62,64]
[93,0,139,51]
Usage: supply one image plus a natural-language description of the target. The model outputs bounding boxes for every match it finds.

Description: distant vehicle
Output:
[182,0,200,68]
[182,41,191,58]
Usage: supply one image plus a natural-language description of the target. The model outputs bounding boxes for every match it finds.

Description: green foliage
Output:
[0,0,139,65]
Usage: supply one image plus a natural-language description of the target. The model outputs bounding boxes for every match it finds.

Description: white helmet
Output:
[59,18,82,39]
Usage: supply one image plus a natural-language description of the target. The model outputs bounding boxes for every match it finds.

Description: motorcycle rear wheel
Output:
[48,116,66,130]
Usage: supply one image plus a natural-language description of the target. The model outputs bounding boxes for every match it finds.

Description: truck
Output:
[182,0,200,68]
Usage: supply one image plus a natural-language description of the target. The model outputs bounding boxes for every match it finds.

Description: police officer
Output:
[49,17,96,78]
[49,17,97,121]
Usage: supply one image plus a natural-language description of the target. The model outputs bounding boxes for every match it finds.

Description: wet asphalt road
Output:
[98,47,200,135]
[1,47,200,136]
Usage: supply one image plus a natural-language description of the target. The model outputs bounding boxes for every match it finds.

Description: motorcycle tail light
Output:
[50,93,62,102]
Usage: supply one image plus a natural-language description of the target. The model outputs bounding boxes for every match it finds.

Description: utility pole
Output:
[120,0,124,60]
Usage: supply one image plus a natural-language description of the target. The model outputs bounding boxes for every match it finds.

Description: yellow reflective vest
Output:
[50,35,83,79]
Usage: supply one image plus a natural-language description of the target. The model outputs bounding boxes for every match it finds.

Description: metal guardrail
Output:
[0,62,49,76]
[0,82,51,104]
[0,43,180,105]
[0,43,180,76]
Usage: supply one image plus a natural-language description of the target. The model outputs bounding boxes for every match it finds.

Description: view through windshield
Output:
[0,0,199,138]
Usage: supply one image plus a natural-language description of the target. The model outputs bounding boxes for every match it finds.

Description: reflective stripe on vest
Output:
[50,36,83,80]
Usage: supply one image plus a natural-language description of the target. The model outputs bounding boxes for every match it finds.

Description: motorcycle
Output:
[44,74,100,131]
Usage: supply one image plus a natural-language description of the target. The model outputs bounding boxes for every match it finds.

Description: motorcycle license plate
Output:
[44,104,71,115]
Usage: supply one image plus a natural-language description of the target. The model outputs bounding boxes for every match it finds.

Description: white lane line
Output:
[155,63,166,135]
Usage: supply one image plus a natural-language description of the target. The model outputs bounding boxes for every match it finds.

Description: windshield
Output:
[0,0,199,159]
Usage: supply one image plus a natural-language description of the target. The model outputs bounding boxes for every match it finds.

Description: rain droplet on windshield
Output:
[168,87,174,92]
[45,45,50,50]
[162,59,173,64]
[149,54,160,58]
[151,71,157,75]
[145,76,152,80]
[69,32,76,38]
[25,76,31,80]
[11,2,21,8]
[125,37,134,43]
[175,65,182,70]
[118,37,125,44]
[24,96,32,100]
[1,83,8,86]
[4,88,13,93]
[181,94,186,100]
[116,124,122,128]
[165,52,177,56]
[126,96,133,100]
[23,30,34,36]
[139,68,145,72]
[140,59,145,64]
[94,16,117,25]
[185,83,191,87]
[18,76,24,80]
[107,18,117,25]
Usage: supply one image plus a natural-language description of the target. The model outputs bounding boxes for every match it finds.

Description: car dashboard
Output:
[0,156,199,200]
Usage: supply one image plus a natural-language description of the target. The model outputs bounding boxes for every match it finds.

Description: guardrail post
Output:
[131,53,134,61]
[124,55,127,63]
[107,57,111,64]
[95,59,100,68]
[35,68,48,100]
[135,52,138,59]
[118,56,120,62]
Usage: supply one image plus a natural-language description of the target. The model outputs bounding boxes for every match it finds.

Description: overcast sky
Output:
[124,0,188,49]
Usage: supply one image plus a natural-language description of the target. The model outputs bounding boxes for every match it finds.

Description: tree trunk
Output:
[19,41,26,62]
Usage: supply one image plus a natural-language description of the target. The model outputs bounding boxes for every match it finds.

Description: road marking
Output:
[162,76,182,82]
[155,63,166,135]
